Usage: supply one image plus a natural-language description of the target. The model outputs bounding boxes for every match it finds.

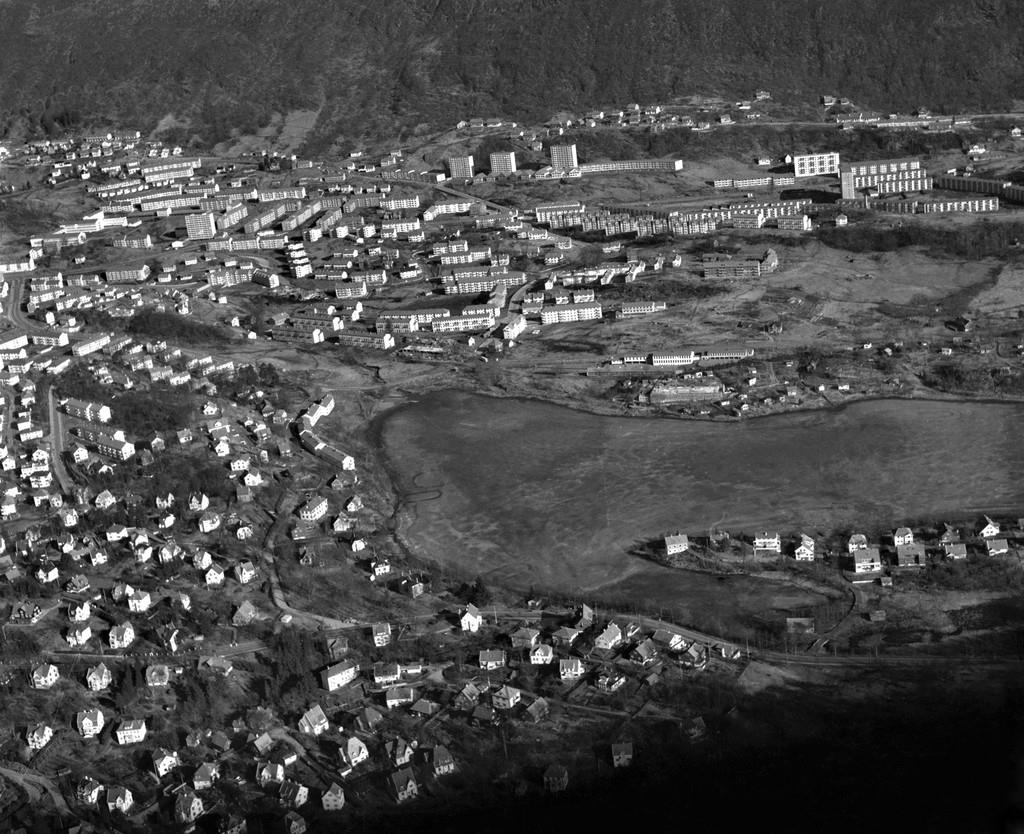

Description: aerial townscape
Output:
[1,2,1024,833]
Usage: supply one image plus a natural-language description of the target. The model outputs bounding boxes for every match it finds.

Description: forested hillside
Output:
[1,0,1022,151]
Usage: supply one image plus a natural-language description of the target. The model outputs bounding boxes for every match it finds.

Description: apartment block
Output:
[447,155,475,179]
[840,158,931,199]
[540,301,602,325]
[489,151,517,175]
[550,144,579,170]
[185,212,217,240]
[793,152,840,178]
[430,313,496,333]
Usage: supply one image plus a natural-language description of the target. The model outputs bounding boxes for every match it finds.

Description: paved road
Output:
[0,763,70,817]
[45,385,74,494]
[2,276,49,335]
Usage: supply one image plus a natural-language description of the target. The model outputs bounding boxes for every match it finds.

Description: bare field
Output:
[769,241,1001,306]
[966,263,1024,315]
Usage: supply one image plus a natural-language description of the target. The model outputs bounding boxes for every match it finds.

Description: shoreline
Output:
[364,375,1024,430]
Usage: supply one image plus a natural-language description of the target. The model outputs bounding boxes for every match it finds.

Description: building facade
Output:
[447,155,475,179]
[489,151,517,175]
[550,144,579,170]
[793,152,840,178]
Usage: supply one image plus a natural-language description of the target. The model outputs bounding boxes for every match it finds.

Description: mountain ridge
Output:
[1,0,1023,153]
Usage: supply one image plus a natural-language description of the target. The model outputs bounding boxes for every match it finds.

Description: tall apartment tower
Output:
[185,212,217,240]
[550,144,578,170]
[447,155,475,179]
[489,151,517,175]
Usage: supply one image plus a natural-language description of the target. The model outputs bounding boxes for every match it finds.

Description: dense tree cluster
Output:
[2,1,1024,148]
[126,310,227,345]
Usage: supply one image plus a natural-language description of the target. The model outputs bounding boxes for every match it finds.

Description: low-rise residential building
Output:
[76,708,105,738]
[175,790,204,825]
[795,534,815,561]
[153,748,179,777]
[478,649,506,670]
[987,538,1010,556]
[299,495,328,521]
[340,735,369,767]
[853,547,882,574]
[893,527,914,547]
[559,657,585,681]
[27,723,53,750]
[115,718,147,745]
[945,542,968,560]
[493,685,521,710]
[298,704,329,736]
[753,531,782,554]
[389,767,418,803]
[86,662,112,691]
[109,621,135,649]
[107,785,134,814]
[321,660,358,691]
[372,622,392,647]
[594,622,623,651]
[460,603,483,632]
[32,662,59,689]
[896,543,927,568]
[531,643,555,665]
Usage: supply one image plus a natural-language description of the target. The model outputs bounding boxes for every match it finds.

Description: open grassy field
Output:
[380,390,1024,637]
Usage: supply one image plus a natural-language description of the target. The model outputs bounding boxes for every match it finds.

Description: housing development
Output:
[0,85,1024,832]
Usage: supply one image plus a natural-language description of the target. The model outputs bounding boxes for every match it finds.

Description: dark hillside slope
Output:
[1,0,1022,150]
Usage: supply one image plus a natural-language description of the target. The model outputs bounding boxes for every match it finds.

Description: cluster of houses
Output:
[663,515,1019,580]
[271,601,719,813]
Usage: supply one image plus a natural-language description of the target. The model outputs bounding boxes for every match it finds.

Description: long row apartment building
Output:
[840,158,932,200]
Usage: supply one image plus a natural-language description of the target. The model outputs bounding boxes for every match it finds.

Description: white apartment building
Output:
[502,314,527,340]
[793,152,840,178]
[540,302,602,325]
[447,155,475,179]
[489,151,517,175]
[115,719,147,745]
[550,144,579,170]
[185,212,217,240]
[72,333,112,357]
[753,531,782,553]
[840,158,931,199]
[430,313,496,333]
[619,301,667,317]
[321,660,358,691]
[299,495,328,521]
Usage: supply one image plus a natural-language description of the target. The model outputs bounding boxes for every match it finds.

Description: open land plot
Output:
[763,240,1003,307]
[379,390,1024,639]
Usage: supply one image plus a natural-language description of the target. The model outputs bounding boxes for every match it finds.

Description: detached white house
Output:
[27,723,53,750]
[115,719,147,745]
[86,662,112,691]
[76,708,105,738]
[340,735,369,767]
[594,622,623,651]
[893,527,914,546]
[32,663,59,689]
[321,660,358,691]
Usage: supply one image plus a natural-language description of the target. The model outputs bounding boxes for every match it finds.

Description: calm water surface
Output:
[380,392,1024,625]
